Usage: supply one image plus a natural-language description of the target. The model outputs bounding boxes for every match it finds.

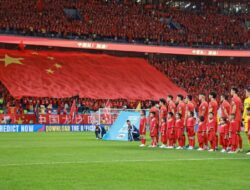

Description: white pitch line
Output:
[0,157,249,167]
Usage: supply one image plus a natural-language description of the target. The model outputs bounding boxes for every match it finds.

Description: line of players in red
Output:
[139,87,250,154]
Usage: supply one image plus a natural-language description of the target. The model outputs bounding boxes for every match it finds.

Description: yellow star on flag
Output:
[54,63,62,69]
[0,54,24,67]
[46,68,54,74]
[47,56,55,60]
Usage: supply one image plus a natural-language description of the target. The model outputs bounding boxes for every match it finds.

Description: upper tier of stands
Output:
[0,0,249,49]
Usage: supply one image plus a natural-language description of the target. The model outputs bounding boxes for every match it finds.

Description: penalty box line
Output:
[0,157,249,167]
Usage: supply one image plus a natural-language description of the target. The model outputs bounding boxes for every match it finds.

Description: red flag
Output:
[0,49,186,100]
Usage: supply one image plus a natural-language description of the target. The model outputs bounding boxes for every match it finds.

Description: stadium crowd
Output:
[150,57,250,102]
[0,0,249,49]
[0,82,148,114]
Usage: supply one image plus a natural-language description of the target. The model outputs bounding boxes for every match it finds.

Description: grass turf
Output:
[0,132,249,190]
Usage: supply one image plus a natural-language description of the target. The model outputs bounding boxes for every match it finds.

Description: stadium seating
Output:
[149,57,249,102]
[0,0,249,49]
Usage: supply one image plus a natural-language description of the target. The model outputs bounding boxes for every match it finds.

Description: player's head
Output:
[247,107,250,116]
[176,94,184,102]
[161,117,166,123]
[198,93,206,101]
[126,120,131,125]
[140,110,146,117]
[167,95,173,102]
[230,113,236,121]
[208,112,214,119]
[188,111,194,118]
[159,98,166,106]
[150,100,156,107]
[231,87,238,96]
[176,113,182,120]
[246,87,250,97]
[150,111,155,118]
[199,116,205,122]
[209,92,217,100]
[220,94,228,102]
[167,112,174,119]
[220,117,227,124]
[185,95,192,103]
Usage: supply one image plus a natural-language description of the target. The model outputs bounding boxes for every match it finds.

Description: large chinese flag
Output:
[0,49,186,100]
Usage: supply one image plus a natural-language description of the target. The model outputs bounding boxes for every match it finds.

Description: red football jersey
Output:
[219,123,229,134]
[177,101,186,118]
[168,100,176,114]
[167,118,175,130]
[220,100,230,118]
[209,100,218,119]
[160,122,167,134]
[199,101,208,122]
[229,120,238,133]
[207,119,216,132]
[230,95,242,123]
[150,117,158,133]
[186,102,195,112]
[139,117,147,134]
[198,121,206,133]
[160,105,167,120]
[175,119,184,130]
[186,117,196,127]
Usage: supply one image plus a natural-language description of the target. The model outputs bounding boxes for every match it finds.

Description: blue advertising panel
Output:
[0,124,44,132]
[103,111,140,141]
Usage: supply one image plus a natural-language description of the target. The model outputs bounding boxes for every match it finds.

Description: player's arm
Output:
[201,106,206,116]
[224,107,229,118]
[231,101,236,114]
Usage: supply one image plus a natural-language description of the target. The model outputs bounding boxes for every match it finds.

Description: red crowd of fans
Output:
[0,0,249,48]
[150,57,250,102]
[0,82,149,114]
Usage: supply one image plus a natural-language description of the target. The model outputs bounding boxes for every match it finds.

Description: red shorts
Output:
[197,132,204,143]
[219,133,227,145]
[208,131,215,141]
[150,129,158,137]
[166,129,175,139]
[248,134,250,141]
[176,128,183,139]
[161,134,167,143]
[187,127,195,137]
[140,131,146,135]
[229,133,237,145]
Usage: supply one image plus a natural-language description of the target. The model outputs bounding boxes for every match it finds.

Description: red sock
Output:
[238,134,242,149]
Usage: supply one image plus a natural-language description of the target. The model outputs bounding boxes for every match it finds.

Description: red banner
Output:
[0,49,186,99]
[0,35,249,57]
[0,114,92,124]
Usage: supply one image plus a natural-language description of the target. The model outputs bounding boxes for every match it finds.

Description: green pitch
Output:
[0,132,249,190]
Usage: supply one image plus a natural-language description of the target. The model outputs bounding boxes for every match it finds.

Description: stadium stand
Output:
[0,0,249,49]
[149,56,250,102]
